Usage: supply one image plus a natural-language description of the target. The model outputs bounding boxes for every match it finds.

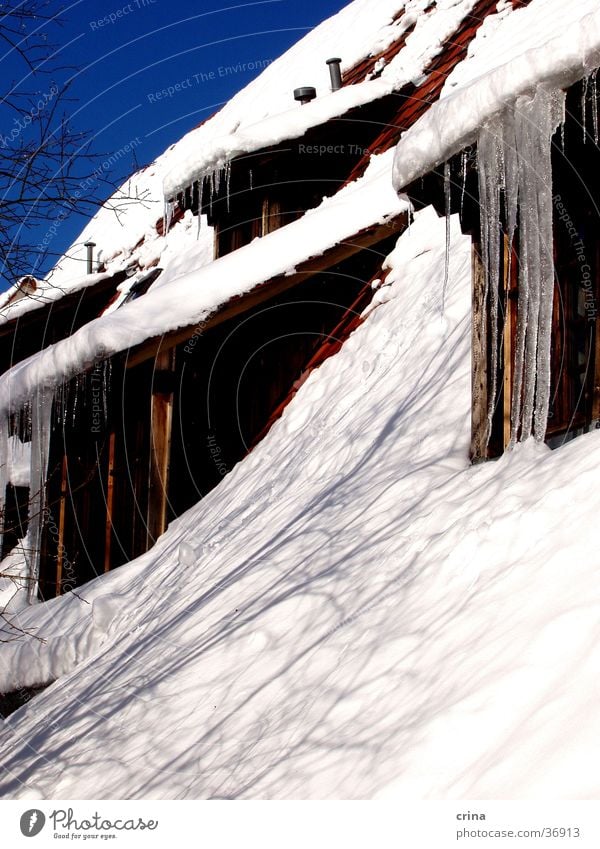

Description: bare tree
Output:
[0,0,142,288]
[0,2,133,638]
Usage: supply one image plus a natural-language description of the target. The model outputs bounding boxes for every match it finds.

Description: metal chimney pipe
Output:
[84,241,96,274]
[326,57,343,91]
[294,86,317,106]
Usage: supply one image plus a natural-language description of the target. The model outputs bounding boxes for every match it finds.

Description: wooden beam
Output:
[471,239,489,461]
[146,348,175,549]
[127,213,407,369]
[103,430,116,573]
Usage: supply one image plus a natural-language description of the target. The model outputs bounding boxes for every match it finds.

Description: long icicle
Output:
[477,85,566,447]
[26,389,53,603]
[441,160,452,316]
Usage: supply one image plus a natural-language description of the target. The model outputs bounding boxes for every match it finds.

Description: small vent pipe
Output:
[294,86,317,105]
[84,241,96,275]
[326,57,343,91]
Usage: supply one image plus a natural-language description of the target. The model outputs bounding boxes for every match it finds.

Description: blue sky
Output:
[1,0,348,286]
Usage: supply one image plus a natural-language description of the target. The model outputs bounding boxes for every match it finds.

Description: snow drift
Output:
[1,209,599,799]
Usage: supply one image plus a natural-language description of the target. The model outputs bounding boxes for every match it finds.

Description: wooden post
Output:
[146,348,175,549]
[103,430,116,573]
[471,239,489,461]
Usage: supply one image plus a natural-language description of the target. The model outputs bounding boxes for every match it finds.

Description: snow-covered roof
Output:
[0,0,480,333]
[0,151,407,416]
[7,0,588,412]
[161,0,481,199]
[393,0,600,190]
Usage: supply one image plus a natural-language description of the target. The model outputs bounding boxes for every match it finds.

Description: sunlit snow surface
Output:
[1,209,599,800]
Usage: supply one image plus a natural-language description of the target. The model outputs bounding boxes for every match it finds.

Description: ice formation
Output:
[477,85,565,446]
[24,391,53,602]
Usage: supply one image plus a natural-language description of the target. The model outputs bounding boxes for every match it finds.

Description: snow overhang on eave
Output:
[0,150,409,418]
[162,81,391,202]
[392,7,600,193]
[126,210,409,369]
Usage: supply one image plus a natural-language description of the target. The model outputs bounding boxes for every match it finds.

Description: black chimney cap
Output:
[326,57,342,65]
[294,86,317,105]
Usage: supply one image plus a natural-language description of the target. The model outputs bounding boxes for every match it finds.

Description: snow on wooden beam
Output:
[125,212,408,369]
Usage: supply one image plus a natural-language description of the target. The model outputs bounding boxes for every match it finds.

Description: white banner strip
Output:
[0,800,599,848]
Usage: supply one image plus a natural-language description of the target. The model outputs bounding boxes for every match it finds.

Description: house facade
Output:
[2,0,599,605]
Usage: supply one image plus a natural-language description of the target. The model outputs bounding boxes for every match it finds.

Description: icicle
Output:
[71,373,82,427]
[26,389,53,603]
[195,178,204,240]
[249,169,253,191]
[477,121,502,440]
[208,170,215,215]
[102,359,111,425]
[459,150,468,219]
[591,69,599,145]
[441,160,452,315]
[501,110,519,252]
[477,86,564,446]
[164,199,174,234]
[582,74,588,142]
[0,415,8,558]
[21,400,32,443]
[225,160,231,212]
[532,88,566,441]
[54,382,64,428]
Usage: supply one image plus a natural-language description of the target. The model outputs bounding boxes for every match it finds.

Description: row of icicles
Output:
[0,360,112,602]
[442,70,600,448]
[163,161,236,237]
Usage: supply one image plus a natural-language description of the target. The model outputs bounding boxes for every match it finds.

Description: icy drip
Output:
[196,179,204,239]
[71,372,84,427]
[477,125,501,437]
[26,390,53,602]
[588,69,599,145]
[199,163,232,223]
[582,75,588,142]
[55,382,67,427]
[225,160,231,212]
[163,200,175,235]
[477,85,565,447]
[459,150,468,219]
[0,415,8,557]
[532,90,565,441]
[578,69,600,145]
[441,160,452,315]
[102,359,112,426]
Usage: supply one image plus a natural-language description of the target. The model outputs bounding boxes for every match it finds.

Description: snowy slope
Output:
[1,209,599,799]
